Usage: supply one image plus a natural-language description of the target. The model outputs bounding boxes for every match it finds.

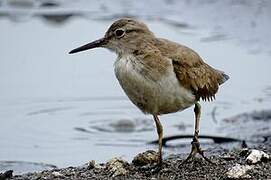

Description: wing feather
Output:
[155,38,229,101]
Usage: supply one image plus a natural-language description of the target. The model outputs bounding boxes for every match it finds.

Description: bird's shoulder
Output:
[131,42,172,78]
[155,38,228,101]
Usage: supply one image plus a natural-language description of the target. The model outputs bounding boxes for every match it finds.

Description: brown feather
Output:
[155,38,228,101]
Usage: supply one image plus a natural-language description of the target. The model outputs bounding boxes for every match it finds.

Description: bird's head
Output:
[69,18,154,55]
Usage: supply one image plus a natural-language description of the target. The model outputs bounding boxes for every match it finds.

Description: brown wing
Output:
[156,38,229,101]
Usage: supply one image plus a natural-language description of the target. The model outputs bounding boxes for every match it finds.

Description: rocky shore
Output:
[1,143,269,180]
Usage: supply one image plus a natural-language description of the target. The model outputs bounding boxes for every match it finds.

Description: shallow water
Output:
[0,0,271,174]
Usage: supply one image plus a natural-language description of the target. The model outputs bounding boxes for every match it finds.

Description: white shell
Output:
[246,149,270,164]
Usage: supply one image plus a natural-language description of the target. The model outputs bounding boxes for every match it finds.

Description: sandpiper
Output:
[69,18,229,165]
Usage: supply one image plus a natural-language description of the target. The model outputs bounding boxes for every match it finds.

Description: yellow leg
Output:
[182,102,213,164]
[153,115,163,165]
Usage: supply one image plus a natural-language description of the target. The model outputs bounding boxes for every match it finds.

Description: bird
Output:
[69,18,229,165]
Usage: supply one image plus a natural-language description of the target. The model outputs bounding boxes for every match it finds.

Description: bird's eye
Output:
[114,29,125,38]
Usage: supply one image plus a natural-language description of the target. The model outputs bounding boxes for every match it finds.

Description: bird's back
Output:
[154,38,229,101]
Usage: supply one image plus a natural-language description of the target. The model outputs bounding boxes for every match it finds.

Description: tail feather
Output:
[219,72,230,85]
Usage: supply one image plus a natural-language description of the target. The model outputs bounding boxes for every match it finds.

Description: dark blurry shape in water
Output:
[0,11,4,17]
[38,13,76,25]
[248,48,262,55]
[39,0,60,8]
[263,86,271,97]
[56,96,126,103]
[220,109,271,144]
[159,18,191,29]
[92,13,136,22]
[0,161,57,175]
[7,0,36,8]
[109,119,136,133]
[74,127,93,134]
[8,12,33,22]
[174,122,191,131]
[201,33,229,42]
[223,109,271,123]
[89,119,137,133]
[250,109,271,121]
[0,9,34,22]
[88,118,153,133]
[27,106,74,116]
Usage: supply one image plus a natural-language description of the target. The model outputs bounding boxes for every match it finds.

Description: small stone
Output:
[226,164,253,179]
[88,160,96,169]
[106,157,129,177]
[221,155,235,161]
[239,148,250,157]
[246,149,270,164]
[52,171,64,177]
[0,170,13,180]
[132,150,159,166]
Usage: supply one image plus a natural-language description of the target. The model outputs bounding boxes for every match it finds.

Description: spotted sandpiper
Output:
[69,18,229,165]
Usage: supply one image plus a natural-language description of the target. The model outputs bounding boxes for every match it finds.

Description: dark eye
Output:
[114,29,125,38]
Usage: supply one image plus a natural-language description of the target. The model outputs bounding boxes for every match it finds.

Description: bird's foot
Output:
[181,139,214,165]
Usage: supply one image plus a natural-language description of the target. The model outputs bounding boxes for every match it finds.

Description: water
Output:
[0,0,271,174]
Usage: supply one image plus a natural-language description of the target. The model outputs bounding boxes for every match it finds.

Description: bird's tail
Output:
[219,72,230,85]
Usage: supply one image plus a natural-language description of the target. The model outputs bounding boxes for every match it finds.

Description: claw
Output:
[181,140,214,165]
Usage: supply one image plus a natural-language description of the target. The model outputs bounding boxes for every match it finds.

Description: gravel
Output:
[5,142,270,180]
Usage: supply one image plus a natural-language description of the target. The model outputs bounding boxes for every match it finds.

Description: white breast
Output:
[114,54,196,115]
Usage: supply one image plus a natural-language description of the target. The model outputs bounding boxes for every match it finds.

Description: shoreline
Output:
[1,109,271,179]
[3,142,270,180]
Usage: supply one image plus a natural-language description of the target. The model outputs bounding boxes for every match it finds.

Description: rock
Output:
[52,171,64,178]
[105,158,129,177]
[88,160,96,169]
[246,149,270,164]
[226,164,252,179]
[239,148,250,157]
[0,170,13,180]
[132,150,159,166]
[221,155,235,161]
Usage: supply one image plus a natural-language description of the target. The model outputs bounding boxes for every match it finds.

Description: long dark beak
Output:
[69,38,106,54]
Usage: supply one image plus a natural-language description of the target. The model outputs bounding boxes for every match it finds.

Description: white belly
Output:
[114,54,196,115]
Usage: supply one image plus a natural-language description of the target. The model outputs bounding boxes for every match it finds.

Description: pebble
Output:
[52,171,64,178]
[0,170,13,180]
[226,164,252,179]
[246,149,270,164]
[88,160,96,169]
[106,157,129,177]
[132,150,159,166]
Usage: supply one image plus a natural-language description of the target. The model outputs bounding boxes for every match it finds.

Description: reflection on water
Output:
[220,109,271,141]
[27,106,74,116]
[88,118,153,133]
[0,161,56,175]
[200,33,229,43]
[0,0,271,174]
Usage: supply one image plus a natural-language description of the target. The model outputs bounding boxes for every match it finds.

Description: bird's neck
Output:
[116,36,158,58]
